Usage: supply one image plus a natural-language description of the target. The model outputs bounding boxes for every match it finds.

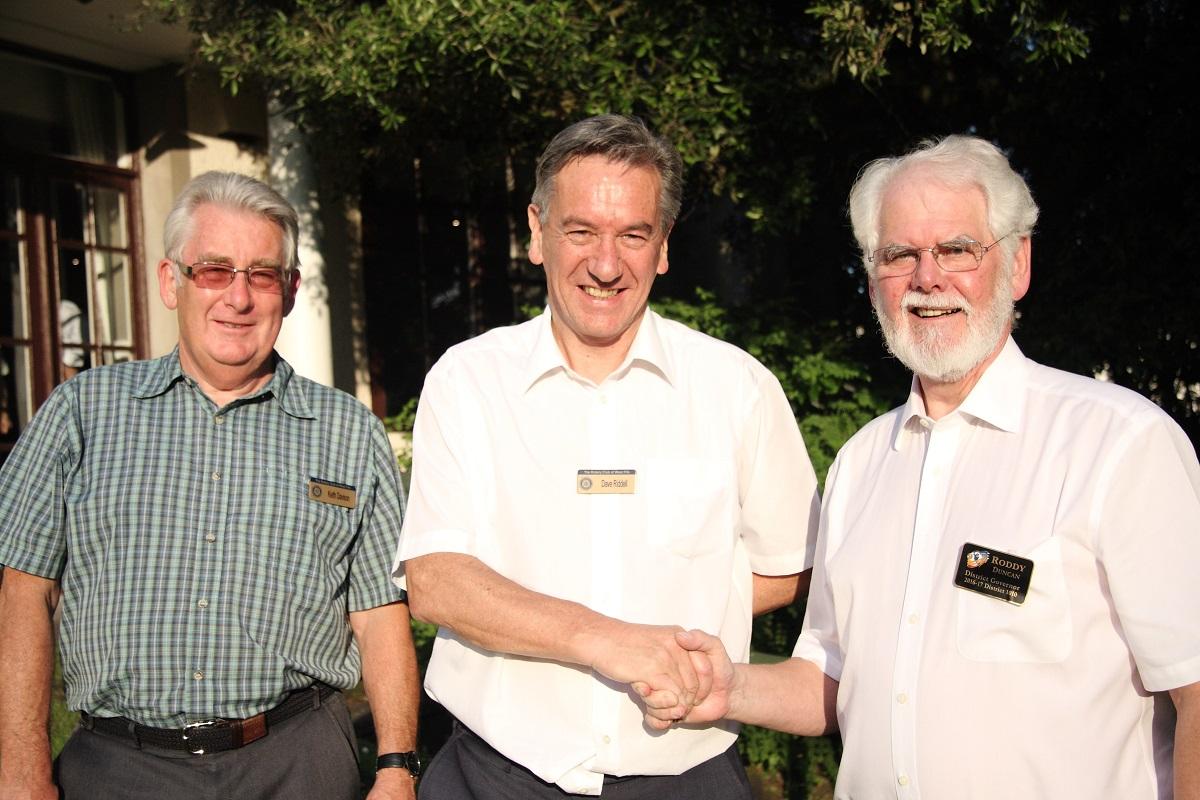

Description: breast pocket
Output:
[956,536,1072,663]
[644,457,736,559]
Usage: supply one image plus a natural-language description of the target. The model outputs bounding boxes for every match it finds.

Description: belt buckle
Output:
[182,719,221,755]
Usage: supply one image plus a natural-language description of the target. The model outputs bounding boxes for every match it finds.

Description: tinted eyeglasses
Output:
[178,262,288,294]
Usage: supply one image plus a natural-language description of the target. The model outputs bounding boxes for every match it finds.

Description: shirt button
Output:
[205,533,216,543]
[898,774,910,786]
[602,735,611,744]
[907,613,919,624]
[214,416,224,426]
[197,599,209,609]
[193,671,204,681]
[896,692,908,704]
[211,471,221,481]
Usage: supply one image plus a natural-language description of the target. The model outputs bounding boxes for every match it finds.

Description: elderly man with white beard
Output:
[644,135,1200,800]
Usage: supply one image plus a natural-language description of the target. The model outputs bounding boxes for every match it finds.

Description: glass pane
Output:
[52,181,86,244]
[2,239,28,340]
[100,349,134,367]
[92,187,126,248]
[57,246,91,378]
[0,53,125,165]
[0,343,32,455]
[93,252,131,348]
[1,174,19,234]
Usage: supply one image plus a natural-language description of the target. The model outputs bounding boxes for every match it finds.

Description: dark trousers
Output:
[54,692,361,800]
[419,722,753,800]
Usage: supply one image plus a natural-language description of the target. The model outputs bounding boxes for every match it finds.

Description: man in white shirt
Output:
[650,135,1200,799]
[393,114,820,798]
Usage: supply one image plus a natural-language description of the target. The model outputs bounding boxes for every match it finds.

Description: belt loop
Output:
[79,712,95,732]
[126,720,142,750]
[310,684,322,710]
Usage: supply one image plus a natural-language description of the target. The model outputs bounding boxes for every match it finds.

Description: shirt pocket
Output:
[644,457,736,559]
[955,536,1072,663]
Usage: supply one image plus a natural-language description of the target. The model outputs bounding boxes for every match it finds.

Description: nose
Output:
[222,270,255,311]
[587,236,622,284]
[909,248,946,292]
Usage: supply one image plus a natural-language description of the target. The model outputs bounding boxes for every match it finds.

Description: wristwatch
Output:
[376,751,421,778]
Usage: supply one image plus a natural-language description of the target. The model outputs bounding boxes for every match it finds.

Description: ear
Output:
[1010,236,1032,302]
[656,229,671,276]
[283,269,302,317]
[157,259,179,310]
[867,275,877,305]
[527,204,545,266]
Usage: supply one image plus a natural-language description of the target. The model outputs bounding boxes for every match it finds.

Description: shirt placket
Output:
[891,416,961,798]
[183,392,234,720]
[586,381,621,791]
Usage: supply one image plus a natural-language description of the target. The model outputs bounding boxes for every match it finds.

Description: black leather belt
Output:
[80,682,337,754]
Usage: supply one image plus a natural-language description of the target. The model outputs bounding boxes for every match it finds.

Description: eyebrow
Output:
[193,253,283,269]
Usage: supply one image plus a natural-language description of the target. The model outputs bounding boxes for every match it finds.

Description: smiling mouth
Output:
[911,307,961,318]
[582,286,619,299]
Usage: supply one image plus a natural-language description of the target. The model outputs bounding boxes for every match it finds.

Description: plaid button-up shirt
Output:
[0,350,405,727]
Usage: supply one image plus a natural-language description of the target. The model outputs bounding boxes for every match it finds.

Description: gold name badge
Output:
[577,469,636,495]
[308,477,357,509]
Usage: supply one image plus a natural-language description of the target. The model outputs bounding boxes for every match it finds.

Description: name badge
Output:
[577,469,636,495]
[308,477,357,509]
[954,542,1034,604]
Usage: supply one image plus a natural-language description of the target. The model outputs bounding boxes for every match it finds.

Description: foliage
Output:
[806,0,1089,80]
[140,0,1084,229]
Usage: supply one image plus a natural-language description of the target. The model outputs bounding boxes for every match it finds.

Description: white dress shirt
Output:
[395,308,819,794]
[794,337,1200,799]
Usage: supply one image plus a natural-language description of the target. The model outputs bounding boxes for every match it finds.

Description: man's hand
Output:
[641,630,736,730]
[365,768,417,800]
[588,622,706,718]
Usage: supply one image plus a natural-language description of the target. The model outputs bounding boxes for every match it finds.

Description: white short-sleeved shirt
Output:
[395,309,819,795]
[794,337,1200,799]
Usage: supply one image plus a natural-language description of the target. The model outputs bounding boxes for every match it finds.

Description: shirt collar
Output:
[132,348,315,419]
[522,307,675,391]
[892,336,1027,450]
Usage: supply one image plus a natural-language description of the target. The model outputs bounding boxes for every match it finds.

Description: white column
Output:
[268,98,334,387]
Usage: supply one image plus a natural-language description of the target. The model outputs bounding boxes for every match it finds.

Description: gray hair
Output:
[531,114,684,233]
[848,135,1039,274]
[164,171,300,288]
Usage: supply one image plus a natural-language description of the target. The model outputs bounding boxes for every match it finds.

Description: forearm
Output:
[752,570,810,616]
[1172,683,1200,800]
[350,602,420,754]
[0,568,58,791]
[727,657,837,736]
[405,552,616,668]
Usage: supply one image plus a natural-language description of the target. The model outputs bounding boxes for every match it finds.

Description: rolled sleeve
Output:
[392,362,476,588]
[347,418,409,612]
[1094,411,1200,692]
[737,365,820,575]
[0,383,78,579]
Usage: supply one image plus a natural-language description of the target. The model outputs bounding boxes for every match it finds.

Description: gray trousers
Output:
[419,722,753,800]
[54,692,361,800]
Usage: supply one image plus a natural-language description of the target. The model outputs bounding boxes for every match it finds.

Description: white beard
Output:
[873,268,1013,384]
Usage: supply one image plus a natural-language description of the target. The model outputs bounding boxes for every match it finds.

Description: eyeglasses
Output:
[178,262,288,294]
[868,235,1009,278]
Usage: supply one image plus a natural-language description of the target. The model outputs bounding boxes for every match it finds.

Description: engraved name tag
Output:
[576,469,636,495]
[308,477,357,509]
[954,542,1034,605]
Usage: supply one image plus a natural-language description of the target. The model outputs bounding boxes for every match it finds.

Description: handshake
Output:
[591,623,739,730]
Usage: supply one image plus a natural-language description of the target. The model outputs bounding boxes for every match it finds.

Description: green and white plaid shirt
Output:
[0,350,405,727]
